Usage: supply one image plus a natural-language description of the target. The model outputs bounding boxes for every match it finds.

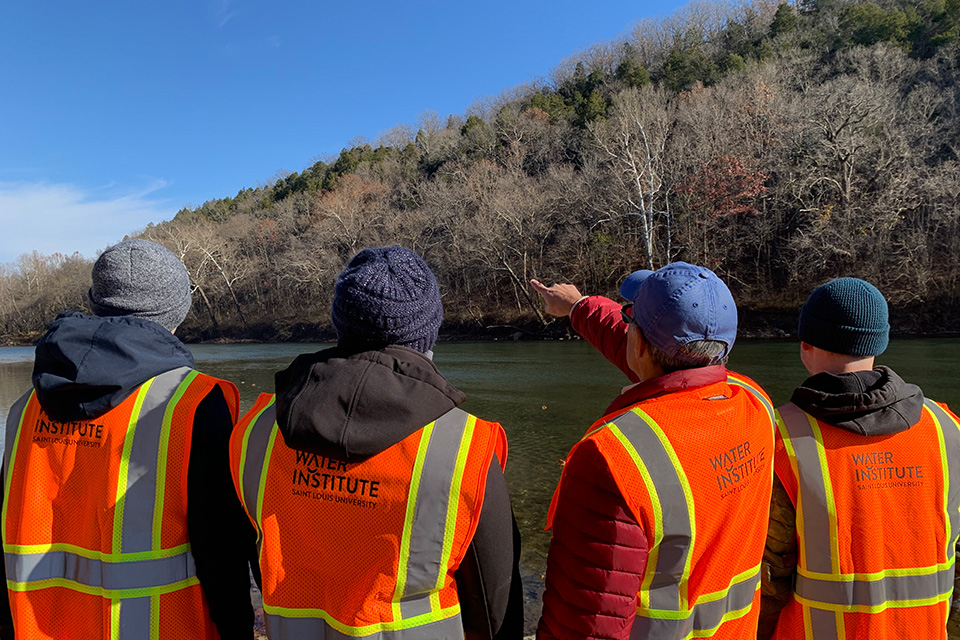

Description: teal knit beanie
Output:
[798,277,889,356]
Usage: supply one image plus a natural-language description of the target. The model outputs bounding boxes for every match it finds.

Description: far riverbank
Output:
[3,303,960,347]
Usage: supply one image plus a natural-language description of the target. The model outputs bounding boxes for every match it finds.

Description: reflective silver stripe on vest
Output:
[629,570,759,638]
[608,410,691,613]
[777,403,844,640]
[3,390,32,476]
[4,548,196,590]
[399,408,470,619]
[923,400,960,562]
[778,403,834,577]
[241,401,278,547]
[795,565,955,606]
[809,607,841,637]
[264,611,465,639]
[118,596,151,640]
[779,400,960,620]
[121,367,193,554]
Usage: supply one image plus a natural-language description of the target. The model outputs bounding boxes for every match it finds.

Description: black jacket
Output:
[273,343,523,639]
[0,312,256,640]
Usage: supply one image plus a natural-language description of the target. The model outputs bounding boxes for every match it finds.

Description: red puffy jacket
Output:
[537,296,732,640]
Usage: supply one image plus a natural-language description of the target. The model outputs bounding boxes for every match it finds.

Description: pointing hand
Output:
[530,279,584,318]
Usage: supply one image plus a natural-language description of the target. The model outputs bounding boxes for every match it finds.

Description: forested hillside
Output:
[4,0,960,342]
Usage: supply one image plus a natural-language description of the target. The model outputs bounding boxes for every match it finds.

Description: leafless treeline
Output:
[3,1,960,342]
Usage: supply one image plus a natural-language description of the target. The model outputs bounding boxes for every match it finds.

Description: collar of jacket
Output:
[274,343,466,461]
[32,311,195,422]
[603,364,729,416]
[789,365,924,436]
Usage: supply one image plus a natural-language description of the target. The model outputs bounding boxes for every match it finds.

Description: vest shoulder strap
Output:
[726,373,776,428]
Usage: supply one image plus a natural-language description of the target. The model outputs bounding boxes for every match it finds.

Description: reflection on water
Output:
[2,338,960,631]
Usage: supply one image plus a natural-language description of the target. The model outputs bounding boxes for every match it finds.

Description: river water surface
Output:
[2,338,960,633]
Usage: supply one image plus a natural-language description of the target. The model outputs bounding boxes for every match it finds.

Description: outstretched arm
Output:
[530,280,637,382]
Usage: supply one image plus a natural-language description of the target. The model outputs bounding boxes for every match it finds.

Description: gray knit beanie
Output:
[331,246,443,354]
[798,277,889,356]
[87,238,192,332]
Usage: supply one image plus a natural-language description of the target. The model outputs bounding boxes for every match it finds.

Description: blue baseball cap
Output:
[619,269,653,301]
[620,262,737,363]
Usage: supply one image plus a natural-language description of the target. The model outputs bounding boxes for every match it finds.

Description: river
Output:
[2,338,960,634]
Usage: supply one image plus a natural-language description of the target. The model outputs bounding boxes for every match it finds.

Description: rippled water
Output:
[3,338,960,633]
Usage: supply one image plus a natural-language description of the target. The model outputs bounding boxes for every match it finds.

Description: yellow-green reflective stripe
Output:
[113,380,154,555]
[793,590,952,614]
[726,375,775,428]
[255,425,280,540]
[606,424,663,611]
[263,602,461,637]
[630,566,760,638]
[434,414,475,603]
[2,391,32,544]
[153,370,199,549]
[775,409,805,561]
[111,598,121,640]
[924,400,960,565]
[809,419,841,574]
[5,548,197,591]
[799,559,956,582]
[392,422,433,621]
[609,408,695,611]
[122,368,194,554]
[396,411,474,619]
[150,593,160,640]
[238,397,276,541]
[795,564,954,608]
[777,404,835,576]
[7,575,200,599]
[3,541,190,562]
[934,409,952,560]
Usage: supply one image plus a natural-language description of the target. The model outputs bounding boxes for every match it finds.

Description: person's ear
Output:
[632,324,648,358]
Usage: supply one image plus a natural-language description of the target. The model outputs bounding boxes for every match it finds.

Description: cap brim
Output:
[620,270,654,302]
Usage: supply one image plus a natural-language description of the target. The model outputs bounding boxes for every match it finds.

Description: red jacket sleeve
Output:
[570,297,639,384]
[537,440,648,640]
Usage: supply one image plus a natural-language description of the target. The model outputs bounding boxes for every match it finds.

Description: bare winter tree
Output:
[588,85,677,269]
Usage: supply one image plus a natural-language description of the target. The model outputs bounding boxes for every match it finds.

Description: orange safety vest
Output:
[2,366,239,640]
[772,400,960,640]
[547,372,776,639]
[230,393,507,639]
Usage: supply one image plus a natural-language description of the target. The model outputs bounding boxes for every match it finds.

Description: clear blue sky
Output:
[0,0,688,263]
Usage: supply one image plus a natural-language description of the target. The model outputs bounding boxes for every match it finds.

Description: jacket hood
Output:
[790,366,923,436]
[275,344,466,460]
[32,312,195,422]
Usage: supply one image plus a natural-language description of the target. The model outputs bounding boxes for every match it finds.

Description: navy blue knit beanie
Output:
[331,246,443,354]
[798,277,889,356]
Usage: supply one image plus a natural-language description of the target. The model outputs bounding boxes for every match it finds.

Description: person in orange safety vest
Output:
[229,245,523,639]
[532,262,776,640]
[1,238,257,640]
[758,277,960,639]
